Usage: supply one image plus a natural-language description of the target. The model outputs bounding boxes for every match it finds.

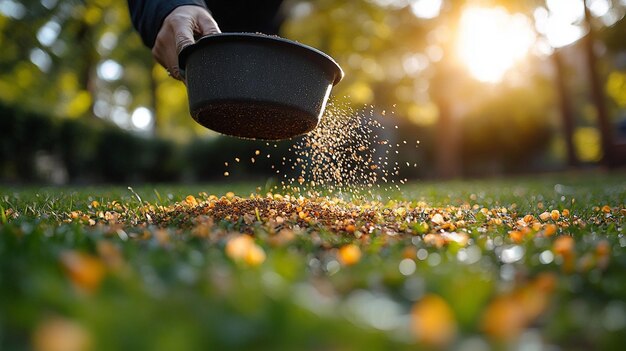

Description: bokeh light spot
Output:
[131,107,153,130]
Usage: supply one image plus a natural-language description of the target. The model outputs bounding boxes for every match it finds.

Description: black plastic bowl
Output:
[178,33,344,140]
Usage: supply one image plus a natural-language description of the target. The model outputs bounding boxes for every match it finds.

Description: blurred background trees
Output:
[1,0,625,183]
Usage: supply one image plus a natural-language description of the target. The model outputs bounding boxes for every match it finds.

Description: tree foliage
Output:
[1,0,625,171]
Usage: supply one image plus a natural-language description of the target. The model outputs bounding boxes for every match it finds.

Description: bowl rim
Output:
[178,33,344,85]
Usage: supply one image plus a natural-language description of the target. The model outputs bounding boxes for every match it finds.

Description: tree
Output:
[552,49,579,167]
[582,0,616,166]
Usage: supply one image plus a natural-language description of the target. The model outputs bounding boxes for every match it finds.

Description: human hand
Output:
[152,5,220,81]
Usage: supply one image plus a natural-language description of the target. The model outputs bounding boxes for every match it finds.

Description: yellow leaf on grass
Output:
[33,317,91,351]
[338,244,361,266]
[431,213,445,225]
[185,195,198,206]
[60,251,105,294]
[441,232,469,246]
[225,235,265,266]
[226,235,254,260]
[543,223,557,237]
[509,230,524,243]
[96,241,124,271]
[482,273,556,340]
[481,295,527,340]
[553,236,576,272]
[515,277,554,322]
[411,294,457,347]
[553,236,574,256]
[244,244,266,266]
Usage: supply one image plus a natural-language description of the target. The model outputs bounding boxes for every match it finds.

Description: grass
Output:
[1,171,625,351]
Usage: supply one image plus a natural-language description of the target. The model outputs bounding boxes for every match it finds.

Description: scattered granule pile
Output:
[60,192,623,272]
[151,193,381,232]
[126,193,600,239]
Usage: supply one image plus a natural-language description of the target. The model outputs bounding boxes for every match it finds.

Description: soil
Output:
[193,100,319,140]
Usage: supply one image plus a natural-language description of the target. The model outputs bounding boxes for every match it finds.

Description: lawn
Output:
[1,171,625,351]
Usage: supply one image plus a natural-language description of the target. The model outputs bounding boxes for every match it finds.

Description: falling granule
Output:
[224,172,230,177]
[260,100,420,199]
[220,101,420,199]
[225,162,229,166]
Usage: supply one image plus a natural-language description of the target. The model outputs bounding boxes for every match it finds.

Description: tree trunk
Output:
[583,0,615,166]
[430,1,465,179]
[432,65,462,179]
[76,21,97,119]
[552,49,579,167]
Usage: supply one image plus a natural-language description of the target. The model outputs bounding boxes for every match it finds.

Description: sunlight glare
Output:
[588,0,611,17]
[410,0,442,19]
[535,0,586,48]
[544,16,585,48]
[456,7,535,83]
[546,0,585,24]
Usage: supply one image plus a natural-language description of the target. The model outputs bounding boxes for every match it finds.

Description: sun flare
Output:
[456,6,535,83]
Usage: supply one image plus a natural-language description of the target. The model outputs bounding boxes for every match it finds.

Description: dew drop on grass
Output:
[427,252,441,266]
[499,245,524,263]
[539,250,554,264]
[399,258,417,276]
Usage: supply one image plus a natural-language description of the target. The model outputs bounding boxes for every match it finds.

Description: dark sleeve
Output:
[127,0,208,48]
[205,0,283,35]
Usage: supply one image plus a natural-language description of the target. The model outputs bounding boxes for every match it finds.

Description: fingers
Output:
[152,5,220,81]
[197,14,221,37]
[174,22,195,56]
